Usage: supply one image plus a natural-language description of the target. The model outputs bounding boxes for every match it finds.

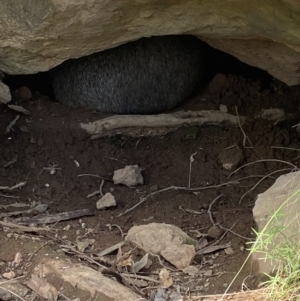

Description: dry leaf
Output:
[159,268,173,289]
[131,253,149,273]
[25,274,58,301]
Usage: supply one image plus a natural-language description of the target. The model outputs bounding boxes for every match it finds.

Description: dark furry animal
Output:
[51,35,205,114]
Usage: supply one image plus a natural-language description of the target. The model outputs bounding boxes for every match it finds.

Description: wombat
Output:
[51,35,205,114]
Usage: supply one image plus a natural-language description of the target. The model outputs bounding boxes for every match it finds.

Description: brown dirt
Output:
[0,74,300,301]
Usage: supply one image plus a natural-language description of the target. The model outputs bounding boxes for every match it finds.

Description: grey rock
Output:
[113,165,144,187]
[125,223,197,269]
[218,147,244,171]
[0,81,11,104]
[96,192,117,210]
[252,171,300,275]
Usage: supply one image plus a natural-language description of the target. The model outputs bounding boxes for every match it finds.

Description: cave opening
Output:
[2,37,276,108]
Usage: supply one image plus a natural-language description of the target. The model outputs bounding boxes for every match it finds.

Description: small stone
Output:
[219,147,244,171]
[37,137,44,146]
[207,225,223,239]
[203,269,213,277]
[150,184,159,192]
[63,225,71,231]
[202,203,208,210]
[219,104,228,113]
[12,86,32,100]
[182,266,199,276]
[0,81,11,104]
[96,192,117,210]
[208,73,227,95]
[3,271,16,280]
[224,247,235,255]
[113,165,144,187]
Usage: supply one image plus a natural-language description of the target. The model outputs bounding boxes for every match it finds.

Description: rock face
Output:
[252,171,300,275]
[0,1,300,86]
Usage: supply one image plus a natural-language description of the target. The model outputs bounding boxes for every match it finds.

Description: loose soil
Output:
[0,74,300,301]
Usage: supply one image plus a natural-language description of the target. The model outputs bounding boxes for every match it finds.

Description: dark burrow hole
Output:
[3,37,275,103]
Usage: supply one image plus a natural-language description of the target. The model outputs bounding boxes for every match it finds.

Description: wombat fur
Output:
[51,35,205,114]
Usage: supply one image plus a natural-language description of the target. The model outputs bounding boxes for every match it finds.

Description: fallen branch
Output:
[235,106,253,148]
[0,181,27,191]
[227,159,297,178]
[239,168,293,203]
[80,110,246,139]
[0,221,49,233]
[116,178,248,218]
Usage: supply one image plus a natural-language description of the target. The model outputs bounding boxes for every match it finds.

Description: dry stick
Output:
[235,106,253,148]
[227,159,298,179]
[239,168,293,204]
[108,223,125,237]
[0,181,27,191]
[0,276,26,301]
[121,273,160,284]
[103,156,127,165]
[190,288,268,300]
[77,173,103,178]
[0,221,49,233]
[200,221,240,256]
[116,176,266,218]
[271,146,300,151]
[27,241,51,262]
[207,194,223,225]
[117,173,281,218]
[0,193,20,199]
[207,196,251,240]
[99,179,105,197]
[60,244,107,269]
[218,223,251,240]
[188,152,197,188]
[0,286,26,301]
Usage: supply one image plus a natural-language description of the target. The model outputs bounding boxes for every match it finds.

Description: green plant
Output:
[224,187,300,301]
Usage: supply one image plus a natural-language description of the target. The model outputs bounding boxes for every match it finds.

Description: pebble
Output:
[150,184,159,192]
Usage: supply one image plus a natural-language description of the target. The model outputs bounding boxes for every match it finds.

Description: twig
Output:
[207,194,223,225]
[0,193,20,199]
[189,288,268,300]
[99,179,105,197]
[235,106,253,148]
[0,181,27,191]
[135,138,142,148]
[271,146,300,151]
[239,168,293,203]
[116,180,241,218]
[223,144,239,150]
[60,244,107,269]
[116,186,176,217]
[86,180,105,198]
[188,152,197,187]
[28,241,51,261]
[227,159,298,178]
[77,174,102,178]
[0,276,26,301]
[107,223,125,238]
[0,221,49,233]
[218,223,251,240]
[103,156,127,165]
[121,273,160,283]
[3,154,18,168]
[116,173,281,218]
[4,115,19,134]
